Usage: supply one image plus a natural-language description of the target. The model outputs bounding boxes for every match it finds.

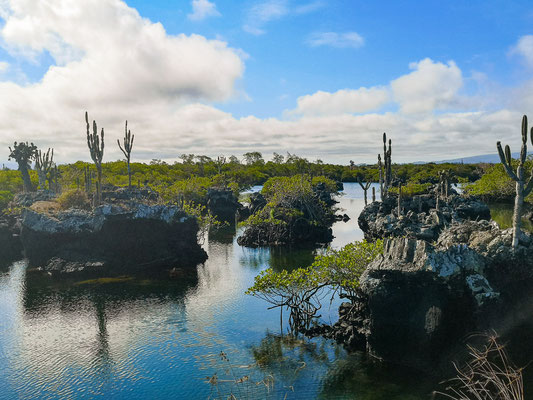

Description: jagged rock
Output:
[21,203,207,274]
[101,186,159,204]
[358,193,491,242]
[207,188,241,223]
[345,221,533,370]
[13,190,55,207]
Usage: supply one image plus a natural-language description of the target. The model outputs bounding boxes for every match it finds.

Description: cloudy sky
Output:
[0,0,532,165]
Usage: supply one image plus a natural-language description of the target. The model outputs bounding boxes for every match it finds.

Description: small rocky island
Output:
[1,188,208,276]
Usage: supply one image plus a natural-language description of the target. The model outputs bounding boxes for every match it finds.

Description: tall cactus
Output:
[378,132,392,200]
[8,141,37,192]
[35,148,54,190]
[496,115,533,249]
[117,120,134,188]
[85,111,104,205]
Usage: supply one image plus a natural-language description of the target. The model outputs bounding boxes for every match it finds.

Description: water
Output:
[0,183,441,399]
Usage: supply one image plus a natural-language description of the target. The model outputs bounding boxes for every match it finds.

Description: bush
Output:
[0,190,14,212]
[464,163,516,202]
[246,239,383,332]
[57,189,90,210]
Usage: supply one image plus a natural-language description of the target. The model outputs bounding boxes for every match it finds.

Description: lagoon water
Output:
[0,183,439,399]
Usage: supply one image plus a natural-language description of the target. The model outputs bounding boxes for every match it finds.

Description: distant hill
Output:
[415,152,532,165]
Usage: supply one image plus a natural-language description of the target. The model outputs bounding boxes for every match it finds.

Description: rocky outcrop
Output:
[358,193,490,242]
[236,218,333,247]
[0,215,22,268]
[207,188,241,223]
[340,220,533,370]
[21,203,207,275]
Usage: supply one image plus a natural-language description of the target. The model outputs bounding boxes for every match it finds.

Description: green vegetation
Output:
[246,239,383,333]
[239,175,337,246]
[0,148,483,214]
[57,189,91,210]
[464,163,517,201]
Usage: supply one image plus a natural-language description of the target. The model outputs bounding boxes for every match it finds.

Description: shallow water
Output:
[0,183,451,399]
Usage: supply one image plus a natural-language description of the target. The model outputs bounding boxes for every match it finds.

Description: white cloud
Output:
[511,34,533,68]
[291,87,390,116]
[0,2,528,166]
[188,0,221,21]
[243,0,288,35]
[307,32,365,48]
[390,58,463,114]
[0,0,244,163]
[242,0,323,35]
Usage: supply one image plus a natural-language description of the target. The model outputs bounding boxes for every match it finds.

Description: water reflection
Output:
[0,183,445,399]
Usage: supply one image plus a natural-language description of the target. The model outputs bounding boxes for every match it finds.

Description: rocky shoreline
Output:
[311,190,533,371]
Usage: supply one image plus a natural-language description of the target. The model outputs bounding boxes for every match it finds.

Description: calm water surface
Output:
[0,183,438,399]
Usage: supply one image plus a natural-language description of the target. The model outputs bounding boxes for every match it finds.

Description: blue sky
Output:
[0,0,532,164]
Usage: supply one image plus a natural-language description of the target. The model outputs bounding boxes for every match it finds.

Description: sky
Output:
[0,0,532,166]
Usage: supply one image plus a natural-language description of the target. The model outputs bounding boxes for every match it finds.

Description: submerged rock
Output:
[21,203,207,275]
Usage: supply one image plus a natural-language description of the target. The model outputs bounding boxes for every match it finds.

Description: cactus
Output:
[378,154,383,200]
[35,148,54,190]
[84,165,93,193]
[377,133,392,200]
[357,176,371,205]
[438,170,450,200]
[497,115,533,249]
[8,141,37,192]
[397,184,402,216]
[85,111,104,205]
[117,120,134,188]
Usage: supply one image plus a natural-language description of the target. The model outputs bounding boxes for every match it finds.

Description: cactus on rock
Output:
[8,141,37,192]
[496,115,533,249]
[35,148,54,190]
[117,120,134,188]
[378,133,392,200]
[85,111,104,205]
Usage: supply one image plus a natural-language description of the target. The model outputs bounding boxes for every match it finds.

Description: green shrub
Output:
[0,190,14,212]
[464,163,516,201]
[57,189,90,210]
[246,239,383,332]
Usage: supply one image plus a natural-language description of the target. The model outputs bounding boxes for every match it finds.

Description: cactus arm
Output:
[497,141,519,181]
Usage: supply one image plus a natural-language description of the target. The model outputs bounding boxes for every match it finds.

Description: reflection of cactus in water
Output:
[35,148,54,190]
[496,115,533,249]
[85,111,104,205]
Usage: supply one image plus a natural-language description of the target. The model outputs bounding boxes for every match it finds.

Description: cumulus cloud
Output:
[0,2,528,165]
[390,58,463,114]
[188,0,221,21]
[307,32,365,48]
[291,87,390,116]
[0,0,244,162]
